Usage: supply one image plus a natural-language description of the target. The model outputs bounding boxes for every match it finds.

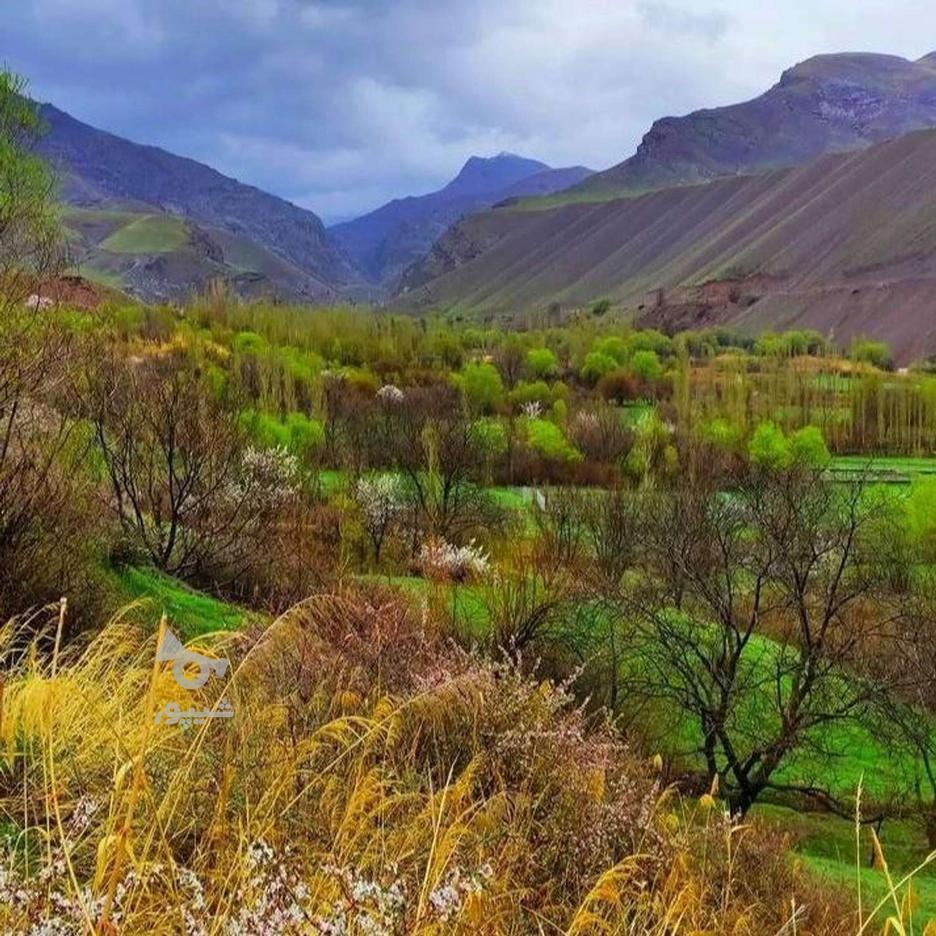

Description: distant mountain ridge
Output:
[36,103,361,300]
[329,153,592,285]
[397,127,936,363]
[569,51,936,199]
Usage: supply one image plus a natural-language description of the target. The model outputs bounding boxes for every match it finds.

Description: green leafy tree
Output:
[850,338,892,371]
[525,346,559,379]
[748,421,790,470]
[701,417,744,453]
[458,361,505,414]
[0,68,64,309]
[630,349,662,381]
[788,425,830,468]
[525,418,582,463]
[594,336,629,364]
[580,351,617,384]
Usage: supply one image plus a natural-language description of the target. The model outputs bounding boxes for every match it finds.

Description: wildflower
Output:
[418,537,489,582]
[376,384,405,403]
[355,475,404,528]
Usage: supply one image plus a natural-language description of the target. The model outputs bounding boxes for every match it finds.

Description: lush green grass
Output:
[72,263,126,289]
[110,566,252,640]
[100,214,189,254]
[488,485,541,510]
[506,183,640,212]
[757,804,936,925]
[829,455,936,481]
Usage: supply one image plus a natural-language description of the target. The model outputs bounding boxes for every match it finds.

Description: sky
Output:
[4,0,936,223]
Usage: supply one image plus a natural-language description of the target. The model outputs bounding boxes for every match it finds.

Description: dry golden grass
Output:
[0,591,919,934]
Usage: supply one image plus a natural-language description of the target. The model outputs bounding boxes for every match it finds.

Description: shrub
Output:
[458,361,504,414]
[748,420,790,469]
[242,409,324,461]
[631,349,662,381]
[0,592,851,935]
[594,336,629,364]
[701,416,744,453]
[788,425,830,467]
[470,417,508,461]
[748,422,829,470]
[580,350,617,384]
[597,368,639,404]
[509,379,553,409]
[524,418,582,463]
[628,329,672,357]
[850,338,893,370]
[525,346,559,378]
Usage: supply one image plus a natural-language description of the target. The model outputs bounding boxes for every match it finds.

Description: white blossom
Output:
[376,384,405,403]
[355,475,405,529]
[418,538,489,581]
[235,446,300,510]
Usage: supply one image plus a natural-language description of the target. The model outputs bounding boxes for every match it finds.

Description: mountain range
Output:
[397,52,936,360]
[329,154,592,286]
[36,105,589,303]
[567,51,936,200]
[28,49,936,358]
[38,104,360,302]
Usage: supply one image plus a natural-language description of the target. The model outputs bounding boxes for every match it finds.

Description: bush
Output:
[241,409,325,461]
[850,338,893,370]
[748,421,790,469]
[581,350,618,384]
[509,379,553,410]
[788,425,830,467]
[0,589,851,935]
[594,336,629,364]
[470,417,508,460]
[597,368,639,404]
[525,346,559,379]
[524,418,582,463]
[749,422,829,470]
[630,349,662,381]
[458,361,504,414]
[701,417,744,453]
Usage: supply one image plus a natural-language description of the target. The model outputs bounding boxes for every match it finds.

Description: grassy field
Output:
[99,214,189,254]
[758,804,936,924]
[110,565,253,640]
[828,455,936,483]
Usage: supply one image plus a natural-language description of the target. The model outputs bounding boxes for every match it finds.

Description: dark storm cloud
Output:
[3,0,935,221]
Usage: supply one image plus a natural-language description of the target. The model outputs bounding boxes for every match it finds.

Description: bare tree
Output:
[81,349,261,577]
[378,385,503,546]
[880,570,936,846]
[613,467,900,814]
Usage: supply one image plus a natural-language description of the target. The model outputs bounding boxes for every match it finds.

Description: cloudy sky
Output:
[4,0,935,222]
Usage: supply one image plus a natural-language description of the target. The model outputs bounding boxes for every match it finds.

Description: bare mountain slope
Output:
[569,51,936,200]
[398,129,936,362]
[37,103,361,300]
